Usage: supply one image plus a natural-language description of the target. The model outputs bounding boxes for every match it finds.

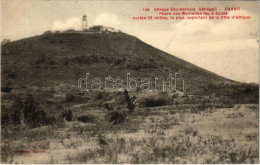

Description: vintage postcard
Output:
[1,0,259,164]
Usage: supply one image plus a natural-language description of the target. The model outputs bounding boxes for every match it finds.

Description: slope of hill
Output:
[1,31,234,92]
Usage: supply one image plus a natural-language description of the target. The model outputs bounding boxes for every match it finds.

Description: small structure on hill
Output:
[89,25,121,33]
[89,25,105,32]
[62,15,122,33]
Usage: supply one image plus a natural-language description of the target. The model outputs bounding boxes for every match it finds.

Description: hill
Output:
[1,31,234,92]
[1,31,259,164]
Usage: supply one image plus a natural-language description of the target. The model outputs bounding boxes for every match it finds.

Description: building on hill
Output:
[81,15,121,33]
[89,25,121,33]
[88,25,105,33]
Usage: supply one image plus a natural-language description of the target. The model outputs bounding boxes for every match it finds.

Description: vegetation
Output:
[78,115,95,123]
[139,92,169,107]
[61,110,73,121]
[62,126,258,164]
[65,93,76,102]
[106,111,126,124]
[124,89,136,112]
[1,31,258,164]
[5,69,17,79]
[1,93,53,128]
[1,85,12,93]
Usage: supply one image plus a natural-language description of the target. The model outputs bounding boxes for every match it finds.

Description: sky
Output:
[1,0,259,83]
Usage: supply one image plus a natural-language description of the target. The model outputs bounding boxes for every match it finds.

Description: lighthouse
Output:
[82,15,88,31]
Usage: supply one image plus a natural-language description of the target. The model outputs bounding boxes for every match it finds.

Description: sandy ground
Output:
[3,104,259,164]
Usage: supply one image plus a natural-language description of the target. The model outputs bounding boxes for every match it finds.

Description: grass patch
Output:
[66,128,258,164]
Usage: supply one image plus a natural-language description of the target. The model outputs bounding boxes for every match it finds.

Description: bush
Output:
[218,96,234,108]
[106,111,126,124]
[46,116,57,125]
[197,100,206,111]
[23,93,39,123]
[65,93,76,102]
[124,90,136,112]
[61,110,73,121]
[23,93,49,127]
[2,93,51,127]
[33,110,49,127]
[12,98,24,125]
[104,103,114,111]
[1,113,11,126]
[5,69,17,79]
[1,86,12,93]
[95,92,104,100]
[78,115,95,123]
[139,93,169,107]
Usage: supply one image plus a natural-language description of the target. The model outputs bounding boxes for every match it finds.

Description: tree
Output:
[23,92,39,125]
[12,98,24,125]
[23,92,49,127]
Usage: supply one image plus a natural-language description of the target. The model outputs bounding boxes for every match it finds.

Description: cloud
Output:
[93,13,121,29]
[52,18,81,31]
[52,13,123,32]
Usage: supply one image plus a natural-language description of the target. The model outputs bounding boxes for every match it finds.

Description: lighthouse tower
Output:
[82,15,88,31]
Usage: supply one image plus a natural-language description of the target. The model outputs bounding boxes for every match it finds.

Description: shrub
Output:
[1,86,12,93]
[114,58,125,65]
[33,110,49,127]
[95,91,104,100]
[12,98,24,125]
[1,113,11,126]
[23,92,39,123]
[106,111,126,124]
[115,91,126,104]
[124,89,136,112]
[65,93,76,102]
[23,93,48,127]
[197,100,206,111]
[5,69,17,79]
[46,116,57,125]
[2,93,51,127]
[78,115,95,123]
[61,110,73,121]
[218,96,234,108]
[104,103,114,111]
[139,93,169,107]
